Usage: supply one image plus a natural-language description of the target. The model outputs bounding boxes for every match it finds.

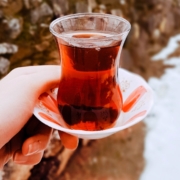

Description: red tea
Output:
[57,32,123,131]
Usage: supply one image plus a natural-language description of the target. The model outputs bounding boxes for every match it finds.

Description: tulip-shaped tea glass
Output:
[50,13,131,131]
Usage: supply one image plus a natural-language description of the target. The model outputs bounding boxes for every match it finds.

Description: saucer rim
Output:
[33,68,154,137]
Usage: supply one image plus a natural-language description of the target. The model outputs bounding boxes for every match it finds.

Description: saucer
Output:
[33,68,154,139]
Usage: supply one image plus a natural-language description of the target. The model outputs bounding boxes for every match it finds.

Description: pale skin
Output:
[0,65,78,169]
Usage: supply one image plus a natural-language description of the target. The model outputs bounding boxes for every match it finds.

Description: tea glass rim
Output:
[49,13,131,41]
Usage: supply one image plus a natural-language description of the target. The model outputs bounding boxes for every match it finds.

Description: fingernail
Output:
[27,141,41,155]
[14,152,28,163]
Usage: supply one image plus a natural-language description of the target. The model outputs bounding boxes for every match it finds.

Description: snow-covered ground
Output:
[140,34,180,180]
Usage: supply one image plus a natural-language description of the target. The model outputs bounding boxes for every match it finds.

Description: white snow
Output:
[140,35,180,180]
[0,170,4,180]
[152,34,180,60]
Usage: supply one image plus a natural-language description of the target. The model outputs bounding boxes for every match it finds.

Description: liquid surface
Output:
[57,32,122,131]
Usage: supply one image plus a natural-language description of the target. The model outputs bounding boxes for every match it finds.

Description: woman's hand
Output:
[0,65,78,169]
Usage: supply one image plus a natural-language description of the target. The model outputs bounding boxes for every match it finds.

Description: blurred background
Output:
[0,0,180,180]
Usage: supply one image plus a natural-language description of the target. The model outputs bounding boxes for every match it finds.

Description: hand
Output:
[0,66,78,169]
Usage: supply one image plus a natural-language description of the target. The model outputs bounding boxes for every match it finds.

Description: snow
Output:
[152,34,180,60]
[140,34,180,180]
[0,170,4,180]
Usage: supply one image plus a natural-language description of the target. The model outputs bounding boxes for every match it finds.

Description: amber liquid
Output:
[57,32,123,131]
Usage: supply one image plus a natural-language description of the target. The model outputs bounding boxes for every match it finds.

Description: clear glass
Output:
[49,13,131,131]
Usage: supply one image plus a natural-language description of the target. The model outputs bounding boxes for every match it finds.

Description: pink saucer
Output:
[33,68,154,139]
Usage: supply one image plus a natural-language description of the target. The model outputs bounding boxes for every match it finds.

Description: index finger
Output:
[3,65,60,81]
